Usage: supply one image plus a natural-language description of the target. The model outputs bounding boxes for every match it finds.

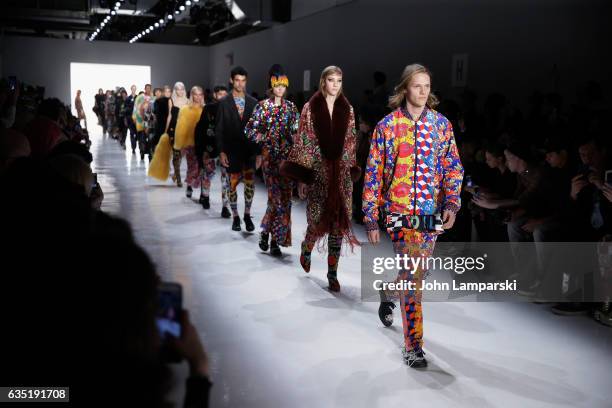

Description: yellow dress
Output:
[173,105,202,150]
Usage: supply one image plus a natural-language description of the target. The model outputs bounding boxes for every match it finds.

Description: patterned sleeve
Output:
[280,103,315,184]
[440,120,464,213]
[362,123,386,231]
[245,102,266,144]
[288,102,300,141]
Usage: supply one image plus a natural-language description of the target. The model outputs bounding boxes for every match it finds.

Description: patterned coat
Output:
[245,98,300,164]
[281,91,360,245]
[362,106,464,231]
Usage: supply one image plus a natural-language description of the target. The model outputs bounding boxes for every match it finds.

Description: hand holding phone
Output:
[156,282,183,340]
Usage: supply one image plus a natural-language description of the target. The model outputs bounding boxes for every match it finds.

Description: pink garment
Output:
[24,117,65,158]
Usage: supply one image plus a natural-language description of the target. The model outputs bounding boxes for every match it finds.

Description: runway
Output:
[91,131,612,408]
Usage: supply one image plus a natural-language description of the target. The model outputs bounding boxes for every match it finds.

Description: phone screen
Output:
[156,283,182,339]
[8,76,17,91]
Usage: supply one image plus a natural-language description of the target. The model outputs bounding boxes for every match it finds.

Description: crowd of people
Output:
[0,58,609,397]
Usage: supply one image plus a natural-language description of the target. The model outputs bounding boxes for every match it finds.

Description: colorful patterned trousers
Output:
[229,167,255,217]
[182,146,201,189]
[200,158,230,208]
[386,229,436,351]
[261,162,293,246]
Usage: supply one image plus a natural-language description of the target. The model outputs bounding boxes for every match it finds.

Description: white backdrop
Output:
[69,62,151,127]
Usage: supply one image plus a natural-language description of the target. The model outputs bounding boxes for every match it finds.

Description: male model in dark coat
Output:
[215,66,261,231]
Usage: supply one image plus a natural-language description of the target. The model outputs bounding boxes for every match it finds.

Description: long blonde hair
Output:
[318,65,343,97]
[189,86,204,107]
[171,81,189,108]
[388,64,439,110]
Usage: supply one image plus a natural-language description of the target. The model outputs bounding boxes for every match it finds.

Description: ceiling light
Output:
[167,14,173,19]
[179,5,185,11]
[154,22,160,27]
[186,0,192,5]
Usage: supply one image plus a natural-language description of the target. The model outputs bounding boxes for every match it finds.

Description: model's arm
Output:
[164,99,173,134]
[288,103,300,143]
[280,104,314,184]
[214,102,225,155]
[244,103,265,143]
[440,121,464,214]
[362,124,386,231]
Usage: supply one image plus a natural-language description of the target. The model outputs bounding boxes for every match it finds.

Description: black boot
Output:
[259,232,269,251]
[186,186,193,198]
[402,348,428,369]
[221,207,231,219]
[243,214,255,232]
[232,216,241,231]
[199,196,210,209]
[270,240,282,257]
[378,290,395,327]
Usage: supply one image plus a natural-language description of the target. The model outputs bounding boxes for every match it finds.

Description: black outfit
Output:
[195,101,220,169]
[215,94,259,174]
[167,104,183,185]
[125,94,137,152]
[154,96,170,149]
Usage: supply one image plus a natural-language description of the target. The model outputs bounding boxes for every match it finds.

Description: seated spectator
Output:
[0,128,30,173]
[468,142,517,241]
[23,97,68,158]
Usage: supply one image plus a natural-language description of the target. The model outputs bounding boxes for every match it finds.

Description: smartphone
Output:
[92,172,98,188]
[605,170,612,185]
[8,76,17,91]
[465,175,473,188]
[156,282,182,340]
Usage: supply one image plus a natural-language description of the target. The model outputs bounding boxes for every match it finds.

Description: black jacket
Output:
[215,93,259,173]
[195,101,219,167]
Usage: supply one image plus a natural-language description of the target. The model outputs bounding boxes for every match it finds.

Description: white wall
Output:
[208,0,611,110]
[0,35,209,105]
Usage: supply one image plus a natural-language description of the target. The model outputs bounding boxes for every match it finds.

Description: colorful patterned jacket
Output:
[362,106,464,231]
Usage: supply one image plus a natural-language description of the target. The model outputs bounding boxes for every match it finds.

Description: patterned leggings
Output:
[387,230,436,351]
[229,168,255,217]
[303,225,342,278]
[182,146,201,189]
[201,158,230,208]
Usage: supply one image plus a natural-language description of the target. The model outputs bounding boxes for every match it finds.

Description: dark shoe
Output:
[243,214,255,232]
[221,207,231,219]
[132,149,136,155]
[378,301,396,327]
[300,242,311,273]
[594,302,612,327]
[270,240,282,257]
[148,153,153,161]
[232,216,241,231]
[402,347,428,369]
[199,196,210,209]
[327,275,340,292]
[186,186,193,198]
[551,302,588,316]
[140,153,145,161]
[259,232,269,251]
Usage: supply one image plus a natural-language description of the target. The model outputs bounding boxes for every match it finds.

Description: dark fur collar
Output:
[309,90,351,160]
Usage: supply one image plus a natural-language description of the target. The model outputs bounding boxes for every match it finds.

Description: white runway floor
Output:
[91,131,612,408]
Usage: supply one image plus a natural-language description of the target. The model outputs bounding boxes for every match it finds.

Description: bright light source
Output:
[159,18,164,23]
[179,5,185,11]
[186,0,192,5]
[167,14,173,19]
[175,10,180,14]
[111,10,116,15]
[115,1,121,6]
[252,20,261,26]
[154,22,159,27]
